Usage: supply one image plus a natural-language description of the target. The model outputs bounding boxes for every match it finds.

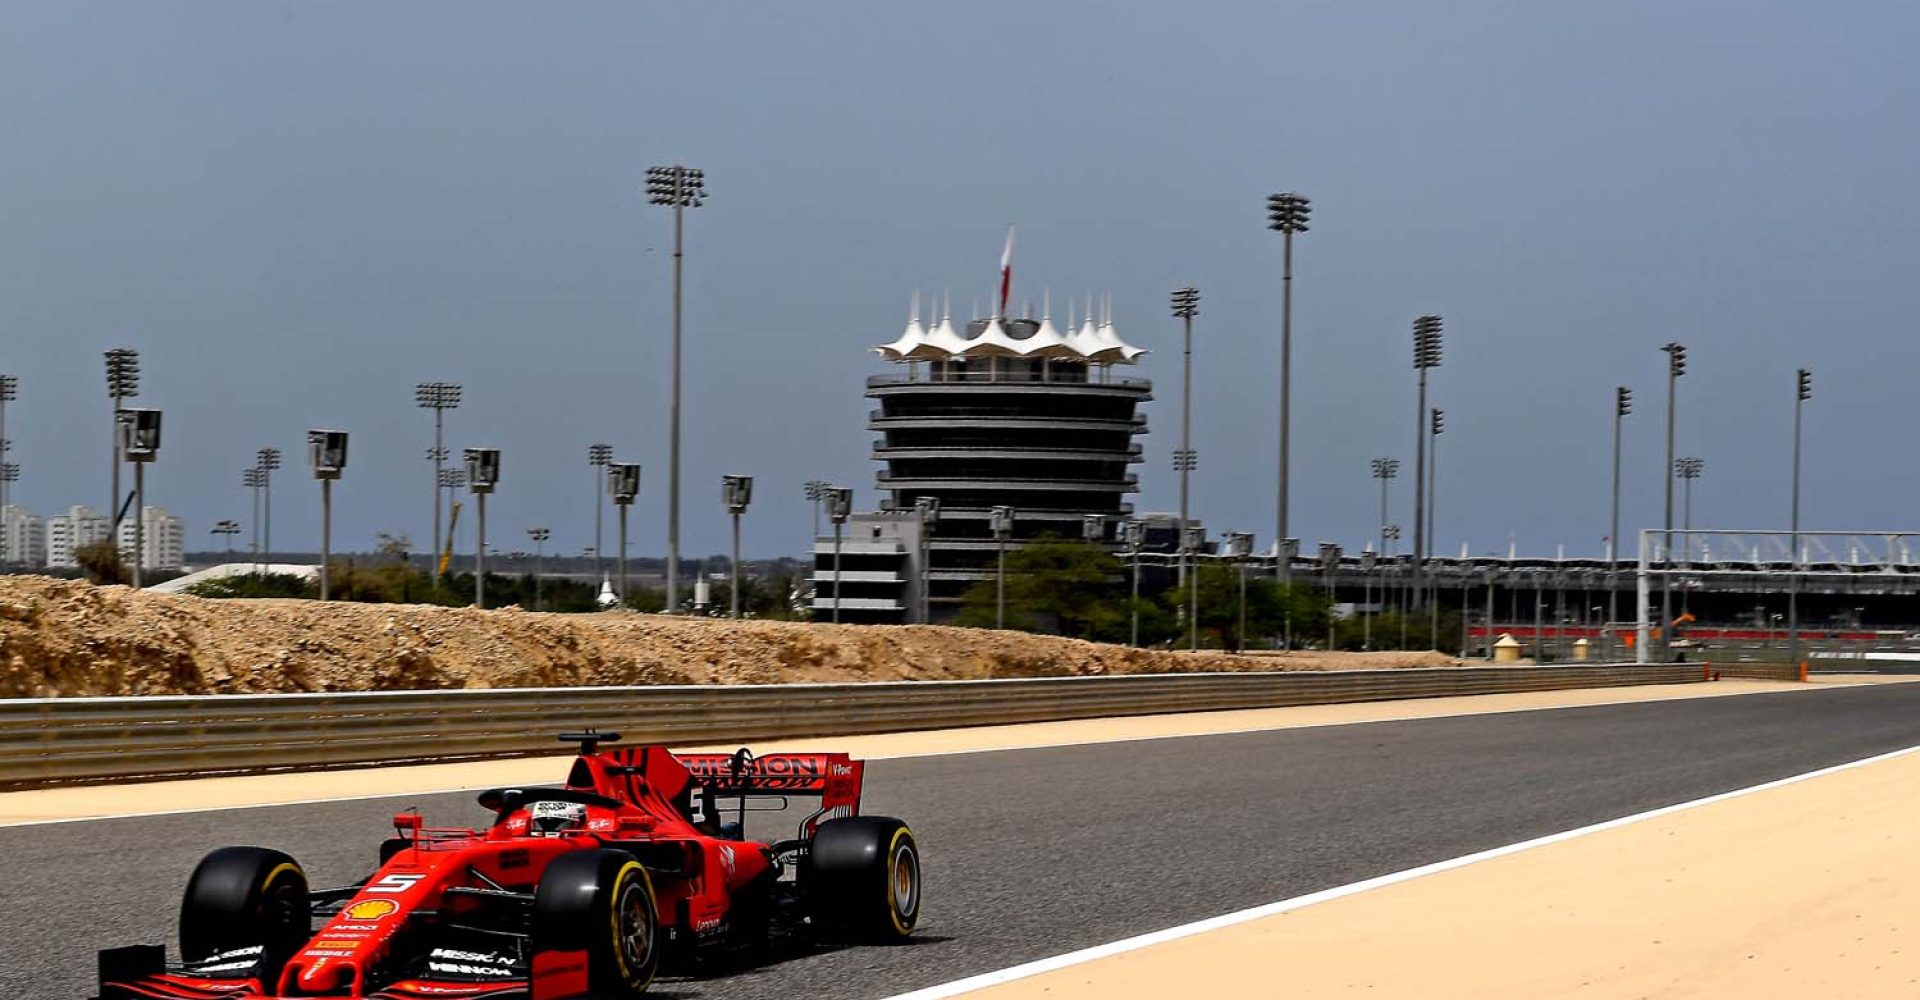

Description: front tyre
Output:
[532,848,659,998]
[179,847,311,983]
[808,817,920,943]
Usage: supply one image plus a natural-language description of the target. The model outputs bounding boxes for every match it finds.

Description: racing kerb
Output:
[0,664,1698,787]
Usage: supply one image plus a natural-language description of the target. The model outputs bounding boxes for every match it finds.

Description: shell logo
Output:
[345,899,398,920]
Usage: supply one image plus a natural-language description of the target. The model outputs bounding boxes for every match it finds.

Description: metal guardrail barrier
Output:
[0,664,1698,788]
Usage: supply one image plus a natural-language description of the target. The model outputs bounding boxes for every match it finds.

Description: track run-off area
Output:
[4,677,1916,999]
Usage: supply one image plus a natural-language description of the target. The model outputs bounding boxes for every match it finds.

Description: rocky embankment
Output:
[0,576,1460,698]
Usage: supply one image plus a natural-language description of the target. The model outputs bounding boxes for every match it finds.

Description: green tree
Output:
[74,539,129,586]
[1165,568,1331,650]
[954,538,1125,637]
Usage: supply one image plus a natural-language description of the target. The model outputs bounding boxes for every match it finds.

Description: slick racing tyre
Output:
[808,816,920,943]
[533,848,660,998]
[179,846,312,982]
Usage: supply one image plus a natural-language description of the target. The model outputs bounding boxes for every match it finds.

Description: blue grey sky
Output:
[1,2,1915,560]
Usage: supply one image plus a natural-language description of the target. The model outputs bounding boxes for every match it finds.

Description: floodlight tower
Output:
[415,383,462,584]
[528,527,551,611]
[308,430,348,600]
[915,496,941,624]
[1171,286,1201,588]
[1371,458,1399,559]
[104,349,139,527]
[1609,386,1632,636]
[1266,192,1310,588]
[0,374,15,562]
[465,448,500,608]
[609,463,641,602]
[1411,316,1443,604]
[804,480,831,539]
[1660,342,1687,654]
[211,520,241,559]
[646,163,707,613]
[257,447,282,566]
[1429,406,1445,644]
[1789,368,1811,662]
[243,467,267,573]
[828,487,853,623]
[990,505,1016,629]
[121,409,162,588]
[1124,519,1146,647]
[722,474,754,618]
[588,444,612,581]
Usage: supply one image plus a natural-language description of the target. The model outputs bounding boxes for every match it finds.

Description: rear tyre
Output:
[808,817,920,943]
[532,848,659,998]
[178,847,311,982]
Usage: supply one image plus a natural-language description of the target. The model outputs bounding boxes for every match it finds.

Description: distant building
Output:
[115,506,185,572]
[46,505,111,568]
[816,296,1153,623]
[0,506,45,568]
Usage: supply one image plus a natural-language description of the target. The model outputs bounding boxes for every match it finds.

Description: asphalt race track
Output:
[9,684,1920,999]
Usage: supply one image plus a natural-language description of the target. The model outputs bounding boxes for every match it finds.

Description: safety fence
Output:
[0,663,1700,788]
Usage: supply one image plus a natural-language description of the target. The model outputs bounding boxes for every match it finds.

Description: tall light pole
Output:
[244,467,266,573]
[415,383,462,585]
[1171,286,1200,590]
[828,488,853,623]
[1660,342,1687,656]
[1267,192,1310,588]
[991,505,1015,629]
[1789,368,1811,663]
[212,520,241,559]
[104,349,139,530]
[609,463,640,603]
[121,409,161,589]
[0,374,15,563]
[1385,525,1403,648]
[804,480,831,540]
[1675,456,1704,543]
[1609,386,1632,640]
[1411,316,1443,607]
[1371,458,1399,559]
[1674,456,1704,610]
[588,444,611,583]
[308,430,347,601]
[1124,519,1146,646]
[1429,406,1444,647]
[527,527,550,611]
[257,447,282,566]
[1320,542,1342,650]
[1224,531,1254,651]
[646,163,707,614]
[1184,523,1205,651]
[722,474,753,618]
[465,448,500,609]
[916,496,941,624]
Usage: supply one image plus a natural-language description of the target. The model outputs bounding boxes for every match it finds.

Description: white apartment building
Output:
[46,505,111,568]
[0,505,46,567]
[116,506,185,573]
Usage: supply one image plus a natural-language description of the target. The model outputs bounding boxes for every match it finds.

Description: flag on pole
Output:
[998,226,1014,316]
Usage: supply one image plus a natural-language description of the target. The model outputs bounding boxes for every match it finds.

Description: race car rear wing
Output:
[676,751,864,811]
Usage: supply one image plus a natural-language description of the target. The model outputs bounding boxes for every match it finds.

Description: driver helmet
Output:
[529,800,588,836]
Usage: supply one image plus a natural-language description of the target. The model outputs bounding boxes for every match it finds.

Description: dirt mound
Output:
[0,576,1462,698]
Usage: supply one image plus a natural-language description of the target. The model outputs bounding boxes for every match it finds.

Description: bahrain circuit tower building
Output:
[852,290,1152,622]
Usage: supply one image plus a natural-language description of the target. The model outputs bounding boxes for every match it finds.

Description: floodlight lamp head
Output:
[1170,286,1200,319]
[722,474,754,513]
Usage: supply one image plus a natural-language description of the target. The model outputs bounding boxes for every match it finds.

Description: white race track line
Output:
[0,685,1807,829]
[878,741,1920,1000]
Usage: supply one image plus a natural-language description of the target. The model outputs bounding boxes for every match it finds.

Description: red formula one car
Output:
[93,732,921,999]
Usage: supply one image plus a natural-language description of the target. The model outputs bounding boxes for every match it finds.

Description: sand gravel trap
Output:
[0,576,1460,697]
